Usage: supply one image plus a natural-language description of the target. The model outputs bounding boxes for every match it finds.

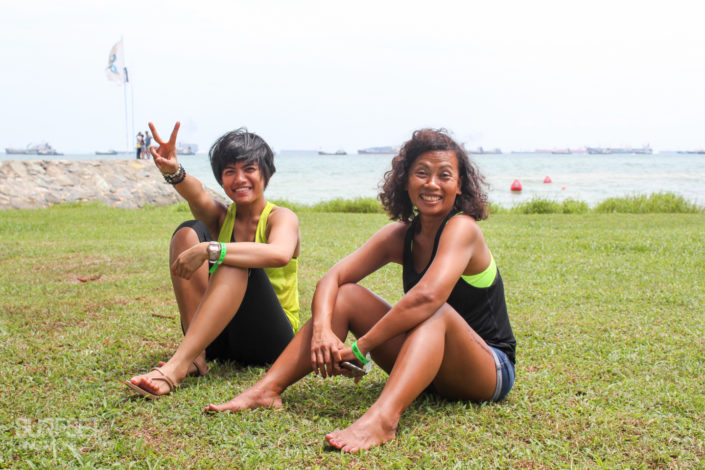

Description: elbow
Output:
[315,271,333,290]
[408,287,444,310]
[269,250,292,268]
[315,270,340,291]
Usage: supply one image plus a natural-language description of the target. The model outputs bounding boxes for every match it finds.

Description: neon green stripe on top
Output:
[449,211,496,288]
[461,253,497,288]
[217,201,300,332]
[217,203,237,244]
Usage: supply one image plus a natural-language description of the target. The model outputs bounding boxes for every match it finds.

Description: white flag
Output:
[105,39,127,84]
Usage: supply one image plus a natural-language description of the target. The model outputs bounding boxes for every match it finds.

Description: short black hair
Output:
[209,128,275,187]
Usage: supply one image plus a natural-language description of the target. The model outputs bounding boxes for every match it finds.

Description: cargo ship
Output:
[467,147,502,155]
[177,143,199,155]
[586,145,652,155]
[6,142,62,156]
[357,146,398,155]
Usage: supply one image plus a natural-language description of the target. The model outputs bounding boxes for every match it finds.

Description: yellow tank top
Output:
[217,201,300,332]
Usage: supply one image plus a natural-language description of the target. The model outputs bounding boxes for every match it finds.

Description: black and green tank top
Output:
[402,212,516,364]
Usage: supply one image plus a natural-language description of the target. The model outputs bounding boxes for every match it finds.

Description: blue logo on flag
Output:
[108,53,118,74]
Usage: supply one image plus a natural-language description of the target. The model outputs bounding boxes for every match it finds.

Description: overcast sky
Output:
[1,0,703,153]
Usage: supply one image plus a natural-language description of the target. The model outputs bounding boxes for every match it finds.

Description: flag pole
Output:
[123,70,129,154]
[121,36,134,156]
[130,76,135,157]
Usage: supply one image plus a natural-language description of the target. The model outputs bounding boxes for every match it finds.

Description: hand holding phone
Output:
[340,361,367,377]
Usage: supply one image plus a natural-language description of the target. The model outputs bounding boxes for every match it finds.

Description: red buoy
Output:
[510,179,522,191]
[543,176,552,183]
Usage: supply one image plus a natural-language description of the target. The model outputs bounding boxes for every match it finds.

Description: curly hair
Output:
[209,128,276,188]
[379,129,488,222]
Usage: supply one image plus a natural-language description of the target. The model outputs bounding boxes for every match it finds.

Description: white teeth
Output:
[420,195,441,201]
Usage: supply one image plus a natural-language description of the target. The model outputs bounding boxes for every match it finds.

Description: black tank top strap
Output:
[427,210,460,269]
[402,217,417,274]
[403,211,461,289]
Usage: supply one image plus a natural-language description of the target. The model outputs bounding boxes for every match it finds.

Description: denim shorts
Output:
[489,347,515,402]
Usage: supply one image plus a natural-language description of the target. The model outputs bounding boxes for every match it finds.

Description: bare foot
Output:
[204,386,283,413]
[128,366,180,396]
[325,409,398,453]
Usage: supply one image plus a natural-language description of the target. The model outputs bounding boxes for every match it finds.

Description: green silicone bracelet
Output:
[208,242,226,274]
[351,341,370,365]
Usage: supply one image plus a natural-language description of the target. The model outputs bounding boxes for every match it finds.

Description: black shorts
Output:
[174,220,295,366]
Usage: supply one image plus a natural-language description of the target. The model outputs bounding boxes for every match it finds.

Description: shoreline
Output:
[0,159,225,210]
[0,159,702,212]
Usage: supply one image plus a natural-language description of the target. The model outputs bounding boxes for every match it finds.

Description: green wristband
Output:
[351,341,370,365]
[208,242,226,274]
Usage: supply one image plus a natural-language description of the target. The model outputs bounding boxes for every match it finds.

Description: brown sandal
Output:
[191,361,208,377]
[124,367,178,399]
[157,360,208,377]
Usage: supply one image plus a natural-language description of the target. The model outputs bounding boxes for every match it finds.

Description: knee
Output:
[170,225,202,254]
[413,304,455,332]
[211,264,248,283]
[332,283,363,316]
[432,304,460,326]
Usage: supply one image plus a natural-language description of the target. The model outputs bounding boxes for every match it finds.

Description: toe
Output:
[325,434,341,449]
[139,378,154,393]
[142,377,166,395]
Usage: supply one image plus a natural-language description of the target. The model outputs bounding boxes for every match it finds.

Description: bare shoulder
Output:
[372,221,408,243]
[443,213,482,243]
[268,204,300,226]
[366,221,408,264]
[447,213,479,229]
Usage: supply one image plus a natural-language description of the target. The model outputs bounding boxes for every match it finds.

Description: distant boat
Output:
[468,147,502,155]
[318,149,347,155]
[586,145,652,155]
[357,146,398,155]
[5,142,62,156]
[177,142,199,155]
[586,147,611,155]
[95,150,119,155]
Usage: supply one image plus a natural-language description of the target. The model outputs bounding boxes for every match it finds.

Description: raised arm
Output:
[354,215,484,357]
[149,121,226,233]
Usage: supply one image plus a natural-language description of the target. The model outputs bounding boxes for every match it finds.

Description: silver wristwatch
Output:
[207,241,221,262]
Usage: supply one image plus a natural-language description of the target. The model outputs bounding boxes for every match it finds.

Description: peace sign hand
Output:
[148,121,181,174]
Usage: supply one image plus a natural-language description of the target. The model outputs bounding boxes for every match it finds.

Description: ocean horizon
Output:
[2,152,704,208]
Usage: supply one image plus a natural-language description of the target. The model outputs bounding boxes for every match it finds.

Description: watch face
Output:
[208,243,220,261]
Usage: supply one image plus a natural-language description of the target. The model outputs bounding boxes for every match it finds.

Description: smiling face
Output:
[406,150,462,217]
[221,160,265,204]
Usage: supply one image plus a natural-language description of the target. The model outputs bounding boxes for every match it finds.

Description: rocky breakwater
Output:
[0,159,225,210]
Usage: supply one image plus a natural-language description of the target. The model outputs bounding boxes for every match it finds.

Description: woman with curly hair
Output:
[207,129,516,452]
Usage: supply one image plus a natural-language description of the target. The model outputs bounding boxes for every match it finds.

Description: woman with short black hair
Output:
[126,122,300,398]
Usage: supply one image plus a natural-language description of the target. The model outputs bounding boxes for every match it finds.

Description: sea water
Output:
[3,152,704,208]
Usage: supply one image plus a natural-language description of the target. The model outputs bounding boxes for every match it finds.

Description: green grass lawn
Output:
[1,203,704,468]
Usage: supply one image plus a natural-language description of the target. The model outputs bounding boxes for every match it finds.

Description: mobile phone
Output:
[340,361,367,377]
